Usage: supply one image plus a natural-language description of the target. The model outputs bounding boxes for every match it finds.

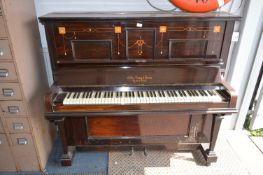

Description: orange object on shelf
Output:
[170,0,231,13]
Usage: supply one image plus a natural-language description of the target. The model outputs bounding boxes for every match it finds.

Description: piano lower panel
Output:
[60,113,208,147]
[87,114,190,137]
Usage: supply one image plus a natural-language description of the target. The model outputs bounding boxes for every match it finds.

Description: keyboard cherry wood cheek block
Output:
[39,12,240,166]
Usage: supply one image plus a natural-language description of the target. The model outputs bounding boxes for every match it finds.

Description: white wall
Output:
[226,0,263,130]
[34,0,252,129]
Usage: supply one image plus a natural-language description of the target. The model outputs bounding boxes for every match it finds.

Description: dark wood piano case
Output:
[39,12,239,166]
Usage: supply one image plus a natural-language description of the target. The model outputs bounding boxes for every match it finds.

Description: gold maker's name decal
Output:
[127,75,153,83]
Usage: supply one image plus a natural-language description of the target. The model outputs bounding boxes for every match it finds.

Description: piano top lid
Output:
[39,11,241,23]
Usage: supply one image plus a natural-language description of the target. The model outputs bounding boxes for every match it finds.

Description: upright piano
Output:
[39,12,239,166]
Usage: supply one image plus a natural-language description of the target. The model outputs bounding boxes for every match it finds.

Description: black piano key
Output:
[141,91,144,97]
[195,90,200,96]
[82,92,86,98]
[183,90,189,97]
[107,92,110,98]
[201,90,208,96]
[190,90,196,96]
[84,92,88,98]
[153,91,157,97]
[172,90,177,97]
[150,91,153,97]
[145,91,148,97]
[169,91,173,97]
[132,91,135,97]
[148,91,151,97]
[170,91,175,97]
[138,91,141,97]
[187,90,192,97]
[66,93,71,99]
[178,90,182,97]
[207,90,213,96]
[167,91,171,97]
[161,91,165,97]
[72,92,76,98]
[198,90,204,96]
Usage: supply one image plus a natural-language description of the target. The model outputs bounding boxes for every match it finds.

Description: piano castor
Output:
[39,11,239,166]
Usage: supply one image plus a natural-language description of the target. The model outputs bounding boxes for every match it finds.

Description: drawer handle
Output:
[2,88,14,96]
[0,140,2,145]
[0,48,4,56]
[17,138,28,145]
[0,69,9,77]
[13,123,24,130]
[8,106,20,114]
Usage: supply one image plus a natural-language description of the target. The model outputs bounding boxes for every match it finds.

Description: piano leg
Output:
[57,119,75,166]
[199,114,224,165]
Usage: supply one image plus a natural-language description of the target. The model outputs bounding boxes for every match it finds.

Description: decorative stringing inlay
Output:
[57,25,221,57]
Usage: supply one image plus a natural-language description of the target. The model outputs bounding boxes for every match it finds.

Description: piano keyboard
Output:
[62,89,223,105]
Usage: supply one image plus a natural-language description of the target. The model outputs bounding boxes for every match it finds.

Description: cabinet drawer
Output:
[0,134,16,172]
[10,134,39,171]
[0,16,7,38]
[0,101,28,116]
[0,83,22,100]
[0,62,18,81]
[0,118,5,133]
[0,40,12,60]
[6,117,30,133]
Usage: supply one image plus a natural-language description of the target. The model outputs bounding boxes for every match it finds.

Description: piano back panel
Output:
[54,65,222,86]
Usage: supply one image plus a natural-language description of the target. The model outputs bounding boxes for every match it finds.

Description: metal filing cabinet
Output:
[0,0,53,172]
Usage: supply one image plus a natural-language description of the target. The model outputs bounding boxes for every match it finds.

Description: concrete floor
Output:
[224,130,263,175]
[108,130,263,175]
[0,130,263,175]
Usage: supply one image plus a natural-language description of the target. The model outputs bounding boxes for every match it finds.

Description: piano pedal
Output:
[129,147,134,156]
[143,147,148,156]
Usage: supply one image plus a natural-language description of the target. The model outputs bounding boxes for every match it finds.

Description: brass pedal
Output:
[129,147,134,156]
[144,147,148,156]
